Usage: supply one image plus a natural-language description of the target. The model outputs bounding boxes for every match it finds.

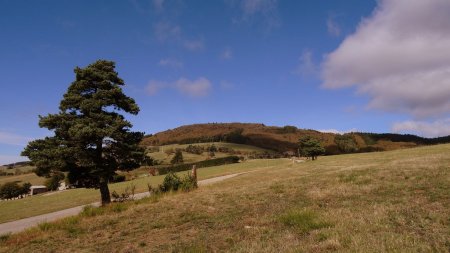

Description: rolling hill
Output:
[142,122,450,155]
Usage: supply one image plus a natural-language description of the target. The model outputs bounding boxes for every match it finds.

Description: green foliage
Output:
[44,172,65,191]
[0,182,31,199]
[279,209,331,234]
[157,156,240,175]
[180,172,198,192]
[298,136,325,160]
[159,172,181,192]
[279,125,298,134]
[334,134,358,153]
[185,145,204,155]
[225,129,248,144]
[110,174,126,183]
[159,172,197,193]
[207,144,217,152]
[21,60,145,205]
[171,149,184,164]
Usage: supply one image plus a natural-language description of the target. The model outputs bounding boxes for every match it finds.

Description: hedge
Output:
[157,156,240,175]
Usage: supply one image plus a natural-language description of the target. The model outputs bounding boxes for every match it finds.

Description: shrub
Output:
[159,172,181,192]
[0,182,31,199]
[45,172,65,191]
[0,182,22,199]
[185,145,204,155]
[111,183,135,202]
[111,174,126,183]
[171,149,184,164]
[180,172,198,192]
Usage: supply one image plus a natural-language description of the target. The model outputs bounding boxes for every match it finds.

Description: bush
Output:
[45,172,65,191]
[171,149,184,164]
[185,145,204,155]
[0,182,22,199]
[159,172,181,192]
[0,182,31,199]
[111,174,126,183]
[158,172,197,193]
[180,173,197,192]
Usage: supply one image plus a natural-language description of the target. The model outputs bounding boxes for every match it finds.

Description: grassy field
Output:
[147,142,274,165]
[0,159,287,224]
[1,144,449,252]
[0,173,45,186]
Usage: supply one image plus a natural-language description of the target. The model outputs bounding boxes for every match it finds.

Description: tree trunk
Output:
[99,179,111,206]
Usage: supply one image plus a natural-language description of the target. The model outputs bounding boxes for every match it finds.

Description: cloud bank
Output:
[322,0,450,119]
[392,119,450,138]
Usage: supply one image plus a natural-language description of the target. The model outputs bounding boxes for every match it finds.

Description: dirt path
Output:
[0,172,249,235]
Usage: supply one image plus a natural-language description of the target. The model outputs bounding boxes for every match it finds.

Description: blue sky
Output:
[1,0,450,164]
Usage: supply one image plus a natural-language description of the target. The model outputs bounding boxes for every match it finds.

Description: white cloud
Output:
[229,0,280,31]
[152,0,165,11]
[183,39,204,51]
[326,15,341,37]
[0,131,32,146]
[293,49,317,77]
[318,129,357,135]
[158,58,183,68]
[0,155,28,166]
[322,0,450,119]
[220,48,233,60]
[153,22,205,51]
[153,22,181,42]
[146,77,212,97]
[175,77,211,97]
[392,118,450,138]
[146,80,167,96]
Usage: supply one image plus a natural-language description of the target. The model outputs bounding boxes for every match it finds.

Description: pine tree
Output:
[22,60,145,205]
[171,149,184,164]
[298,136,325,160]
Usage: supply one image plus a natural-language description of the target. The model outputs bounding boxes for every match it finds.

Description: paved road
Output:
[0,172,245,235]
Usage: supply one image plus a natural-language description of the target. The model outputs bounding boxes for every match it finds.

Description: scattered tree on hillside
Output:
[171,149,184,164]
[22,60,145,205]
[334,134,358,153]
[298,136,325,160]
[225,129,248,144]
[207,144,217,152]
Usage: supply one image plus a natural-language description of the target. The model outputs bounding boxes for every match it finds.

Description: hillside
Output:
[142,123,450,155]
[2,144,449,252]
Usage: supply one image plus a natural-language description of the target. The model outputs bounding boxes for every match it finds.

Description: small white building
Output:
[30,185,48,195]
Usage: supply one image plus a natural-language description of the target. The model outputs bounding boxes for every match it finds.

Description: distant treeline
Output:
[359,133,450,145]
[1,161,31,168]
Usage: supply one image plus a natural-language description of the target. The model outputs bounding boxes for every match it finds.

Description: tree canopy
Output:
[298,135,325,160]
[22,60,145,205]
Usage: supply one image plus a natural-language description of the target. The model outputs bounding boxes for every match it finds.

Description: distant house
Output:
[30,185,47,195]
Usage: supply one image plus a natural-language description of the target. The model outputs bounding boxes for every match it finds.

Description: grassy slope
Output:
[147,142,273,165]
[1,144,449,252]
[0,159,287,224]
[0,173,45,186]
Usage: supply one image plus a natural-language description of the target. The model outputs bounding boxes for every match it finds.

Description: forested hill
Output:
[141,123,450,155]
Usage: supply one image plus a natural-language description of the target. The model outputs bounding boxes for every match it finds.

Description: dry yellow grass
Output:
[1,144,449,252]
